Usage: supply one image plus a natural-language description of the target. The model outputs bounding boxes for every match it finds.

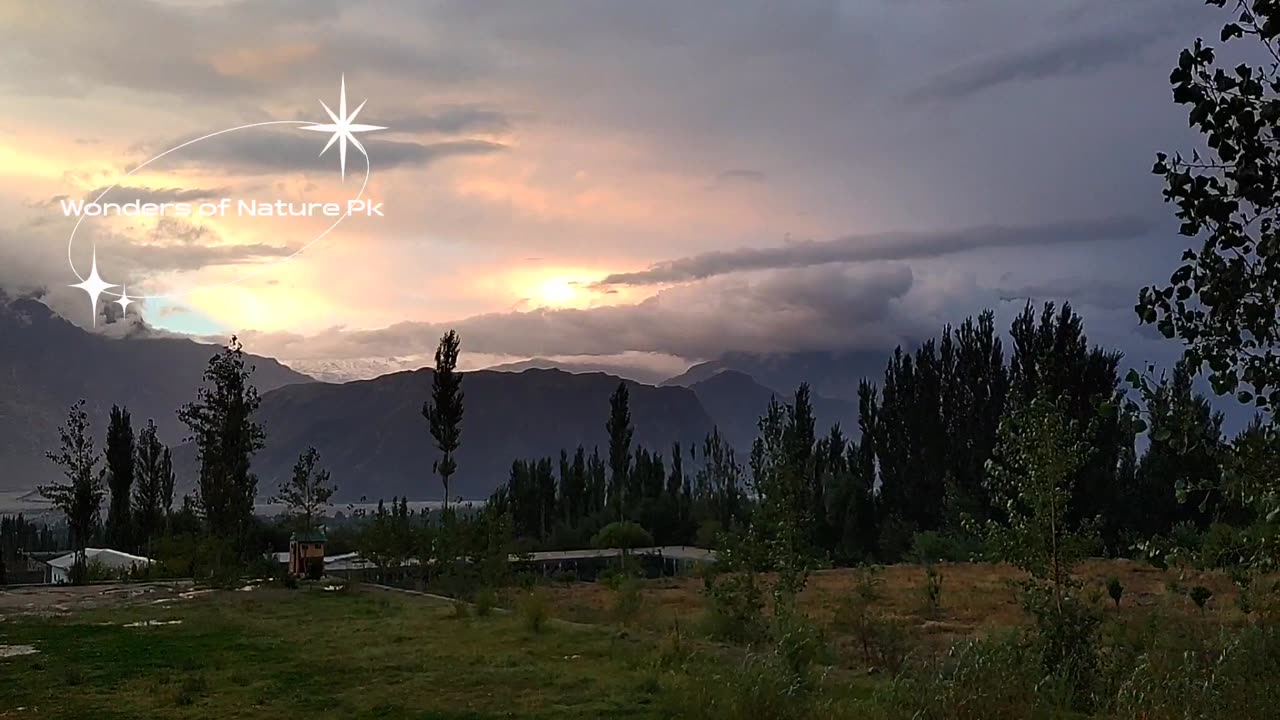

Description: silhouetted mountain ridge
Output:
[0,294,311,492]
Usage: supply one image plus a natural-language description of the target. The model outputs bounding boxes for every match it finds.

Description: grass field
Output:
[0,560,1266,718]
[1,584,668,719]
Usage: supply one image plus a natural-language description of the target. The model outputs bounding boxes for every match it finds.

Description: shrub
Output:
[695,520,723,550]
[660,651,822,720]
[1107,577,1124,609]
[882,633,1052,720]
[921,564,943,617]
[701,572,767,645]
[451,599,470,620]
[831,584,910,675]
[1112,625,1280,719]
[911,531,983,563]
[474,587,496,617]
[1023,588,1101,710]
[611,576,645,626]
[657,623,693,669]
[518,589,551,633]
[771,608,828,688]
[592,521,654,552]
[1189,585,1213,614]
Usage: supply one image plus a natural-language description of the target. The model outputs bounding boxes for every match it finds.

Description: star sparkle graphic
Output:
[68,76,386,323]
[69,249,117,327]
[301,74,388,179]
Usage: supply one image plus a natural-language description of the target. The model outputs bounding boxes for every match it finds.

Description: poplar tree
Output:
[133,420,169,551]
[104,405,135,549]
[606,381,633,520]
[424,330,464,511]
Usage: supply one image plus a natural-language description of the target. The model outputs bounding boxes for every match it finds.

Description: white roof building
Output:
[46,548,153,584]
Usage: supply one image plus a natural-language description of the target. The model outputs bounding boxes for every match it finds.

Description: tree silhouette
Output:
[424,330,464,511]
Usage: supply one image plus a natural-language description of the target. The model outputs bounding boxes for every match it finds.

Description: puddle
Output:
[122,614,183,625]
[0,644,39,658]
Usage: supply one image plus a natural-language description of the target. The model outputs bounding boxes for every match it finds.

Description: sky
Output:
[0,0,1234,384]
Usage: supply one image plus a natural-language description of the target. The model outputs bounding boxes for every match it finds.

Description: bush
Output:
[832,567,909,673]
[1107,577,1124,609]
[882,633,1054,720]
[1189,585,1213,614]
[660,651,823,720]
[592,521,654,552]
[518,589,551,633]
[611,576,645,626]
[771,608,828,688]
[474,587,496,617]
[701,572,767,645]
[1112,625,1280,719]
[446,598,469,619]
[694,520,723,550]
[1023,588,1101,711]
[921,564,943,617]
[911,531,984,563]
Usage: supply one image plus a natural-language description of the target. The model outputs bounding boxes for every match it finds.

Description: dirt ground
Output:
[542,558,1246,643]
[0,581,201,618]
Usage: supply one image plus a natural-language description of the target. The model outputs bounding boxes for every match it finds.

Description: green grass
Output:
[0,586,667,719]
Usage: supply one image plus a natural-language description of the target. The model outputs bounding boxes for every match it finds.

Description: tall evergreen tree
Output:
[133,420,168,551]
[606,382,633,520]
[178,337,266,557]
[40,400,105,582]
[104,405,135,550]
[424,330,464,511]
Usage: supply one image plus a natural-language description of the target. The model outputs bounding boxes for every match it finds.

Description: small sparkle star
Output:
[115,286,135,316]
[69,248,118,327]
[300,75,387,179]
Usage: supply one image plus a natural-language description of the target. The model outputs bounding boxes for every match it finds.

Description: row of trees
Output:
[484,299,1277,569]
[36,338,342,580]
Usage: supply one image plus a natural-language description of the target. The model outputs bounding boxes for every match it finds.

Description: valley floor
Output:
[0,560,1261,718]
[1,584,666,719]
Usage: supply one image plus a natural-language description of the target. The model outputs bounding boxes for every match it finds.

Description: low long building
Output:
[44,548,153,584]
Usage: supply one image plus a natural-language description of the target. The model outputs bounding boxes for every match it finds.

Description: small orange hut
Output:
[289,530,326,577]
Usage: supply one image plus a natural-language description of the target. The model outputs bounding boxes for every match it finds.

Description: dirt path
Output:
[0,581,199,617]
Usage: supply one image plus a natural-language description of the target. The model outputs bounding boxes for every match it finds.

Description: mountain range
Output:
[0,294,876,502]
[0,294,310,497]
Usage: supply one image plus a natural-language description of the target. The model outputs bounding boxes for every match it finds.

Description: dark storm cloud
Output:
[908,24,1169,103]
[598,216,1155,287]
[244,264,918,362]
[92,219,296,273]
[379,106,514,135]
[0,0,489,100]
[151,130,504,175]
